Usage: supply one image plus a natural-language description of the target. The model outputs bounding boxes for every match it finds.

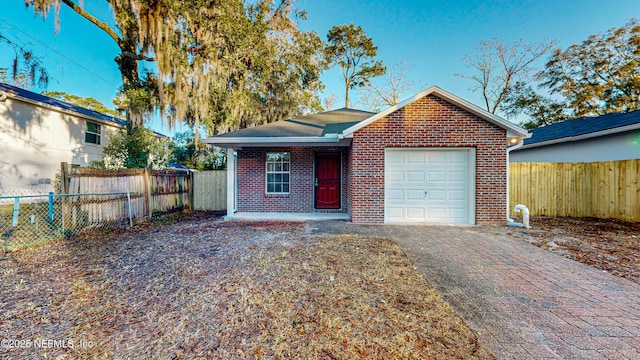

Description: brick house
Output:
[204,86,529,225]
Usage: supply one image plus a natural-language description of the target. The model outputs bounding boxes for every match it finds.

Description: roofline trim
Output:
[2,88,126,128]
[517,122,640,150]
[341,86,529,138]
[202,136,341,145]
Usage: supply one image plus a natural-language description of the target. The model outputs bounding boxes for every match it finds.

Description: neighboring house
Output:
[510,110,640,163]
[204,86,529,225]
[0,83,125,193]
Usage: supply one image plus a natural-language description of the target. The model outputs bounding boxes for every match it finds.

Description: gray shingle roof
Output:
[524,110,640,146]
[215,108,376,138]
[0,82,126,127]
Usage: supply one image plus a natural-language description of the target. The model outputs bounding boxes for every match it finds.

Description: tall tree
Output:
[504,19,640,128]
[26,0,325,137]
[169,130,225,170]
[501,82,569,129]
[455,37,555,114]
[540,18,640,117]
[41,91,119,116]
[326,24,385,108]
[0,32,48,88]
[357,61,415,111]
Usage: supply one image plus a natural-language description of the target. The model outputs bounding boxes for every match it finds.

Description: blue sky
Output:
[1,0,638,135]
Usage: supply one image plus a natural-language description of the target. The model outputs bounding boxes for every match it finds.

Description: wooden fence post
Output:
[144,168,152,220]
[60,162,70,193]
[60,162,70,232]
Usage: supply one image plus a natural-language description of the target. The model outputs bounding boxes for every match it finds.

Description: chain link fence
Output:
[0,191,132,253]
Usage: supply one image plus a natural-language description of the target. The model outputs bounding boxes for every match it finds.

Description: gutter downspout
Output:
[506,138,526,227]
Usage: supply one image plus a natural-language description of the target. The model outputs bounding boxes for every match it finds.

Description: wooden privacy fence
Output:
[510,160,640,222]
[193,171,227,211]
[61,162,193,220]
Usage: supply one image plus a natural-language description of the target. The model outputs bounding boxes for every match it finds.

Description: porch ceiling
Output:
[204,137,352,149]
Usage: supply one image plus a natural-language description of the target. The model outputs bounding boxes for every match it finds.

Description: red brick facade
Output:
[235,95,508,225]
[237,147,349,213]
[349,95,507,225]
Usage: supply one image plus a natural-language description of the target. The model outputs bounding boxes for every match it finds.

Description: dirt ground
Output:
[0,213,491,359]
[507,216,640,284]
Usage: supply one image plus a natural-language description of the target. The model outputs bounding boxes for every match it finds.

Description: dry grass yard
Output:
[509,216,640,284]
[0,213,491,359]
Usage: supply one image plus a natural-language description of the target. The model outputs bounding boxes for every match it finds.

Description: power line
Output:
[0,17,120,88]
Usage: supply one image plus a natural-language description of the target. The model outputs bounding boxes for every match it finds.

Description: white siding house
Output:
[0,83,125,193]
[510,110,640,163]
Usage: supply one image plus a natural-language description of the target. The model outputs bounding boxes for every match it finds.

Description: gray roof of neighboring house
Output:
[215,108,376,138]
[0,82,127,127]
[523,110,640,147]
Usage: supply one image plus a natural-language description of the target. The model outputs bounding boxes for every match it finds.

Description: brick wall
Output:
[349,95,507,225]
[237,147,348,213]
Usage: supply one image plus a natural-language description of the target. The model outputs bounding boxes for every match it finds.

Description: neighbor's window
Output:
[85,122,101,145]
[266,152,290,194]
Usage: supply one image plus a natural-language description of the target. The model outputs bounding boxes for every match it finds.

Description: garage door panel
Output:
[428,171,446,182]
[386,151,404,164]
[427,189,446,201]
[407,171,425,182]
[385,149,472,224]
[387,189,404,200]
[387,171,404,181]
[387,207,404,219]
[427,208,446,219]
[449,208,467,219]
[407,152,426,164]
[449,171,466,182]
[406,207,425,219]
[428,152,446,163]
[406,189,425,200]
[449,189,467,201]
[448,151,468,163]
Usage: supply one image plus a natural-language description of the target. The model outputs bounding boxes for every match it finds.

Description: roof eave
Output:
[341,86,529,138]
[516,122,640,150]
[203,135,351,148]
[1,89,126,128]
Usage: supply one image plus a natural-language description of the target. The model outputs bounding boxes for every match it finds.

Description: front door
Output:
[315,153,341,209]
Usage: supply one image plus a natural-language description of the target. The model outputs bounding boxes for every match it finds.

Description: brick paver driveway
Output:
[308,221,640,359]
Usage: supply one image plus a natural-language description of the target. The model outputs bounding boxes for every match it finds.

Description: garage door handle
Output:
[424,190,428,196]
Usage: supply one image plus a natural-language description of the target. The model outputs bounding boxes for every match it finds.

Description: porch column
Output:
[226,148,236,217]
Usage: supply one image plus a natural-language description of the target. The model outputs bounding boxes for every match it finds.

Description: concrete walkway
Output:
[231,212,350,221]
[308,222,640,359]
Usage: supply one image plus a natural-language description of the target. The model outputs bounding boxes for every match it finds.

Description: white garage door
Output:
[385,148,475,224]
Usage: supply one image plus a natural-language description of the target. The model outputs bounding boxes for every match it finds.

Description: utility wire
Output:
[0,17,120,88]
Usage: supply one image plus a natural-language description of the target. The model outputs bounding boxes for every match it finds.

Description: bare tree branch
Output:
[455,37,555,114]
[357,61,416,111]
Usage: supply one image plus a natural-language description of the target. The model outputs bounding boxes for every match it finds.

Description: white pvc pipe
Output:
[506,136,527,226]
[507,204,531,229]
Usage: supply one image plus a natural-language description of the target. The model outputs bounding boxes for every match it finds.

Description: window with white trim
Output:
[266,152,290,194]
[85,122,101,145]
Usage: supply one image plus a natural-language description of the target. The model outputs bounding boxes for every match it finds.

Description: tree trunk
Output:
[115,37,143,134]
[345,86,350,108]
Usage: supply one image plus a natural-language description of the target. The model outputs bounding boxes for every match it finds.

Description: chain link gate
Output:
[0,191,132,252]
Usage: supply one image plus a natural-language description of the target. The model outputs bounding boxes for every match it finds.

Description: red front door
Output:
[315,153,341,209]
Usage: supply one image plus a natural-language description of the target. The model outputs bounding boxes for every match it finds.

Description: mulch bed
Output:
[508,216,640,283]
[0,213,492,359]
